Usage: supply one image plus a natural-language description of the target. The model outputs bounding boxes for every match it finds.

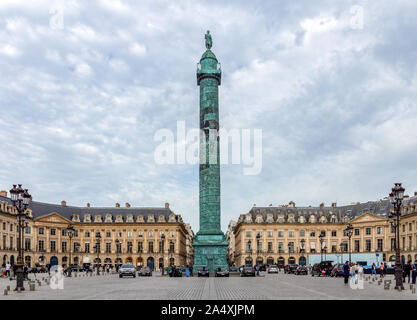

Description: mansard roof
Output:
[0,195,179,223]
[246,195,417,222]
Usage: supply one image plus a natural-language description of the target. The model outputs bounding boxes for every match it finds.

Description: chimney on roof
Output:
[414,192,417,196]
[165,202,169,209]
[87,203,90,208]
[269,204,273,207]
[331,202,337,208]
[61,200,67,206]
[289,201,295,207]
[0,190,7,197]
[253,204,256,207]
[320,203,324,208]
[356,202,360,205]
[115,202,120,208]
[125,202,131,208]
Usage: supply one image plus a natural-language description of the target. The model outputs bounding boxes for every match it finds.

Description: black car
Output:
[215,267,229,277]
[240,266,256,277]
[198,267,210,277]
[169,266,182,277]
[138,266,152,276]
[294,265,308,275]
[311,261,333,277]
[330,264,344,277]
[284,264,298,274]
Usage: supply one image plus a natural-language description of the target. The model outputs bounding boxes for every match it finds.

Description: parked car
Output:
[119,263,136,278]
[215,267,229,277]
[138,266,152,277]
[294,265,308,275]
[284,264,298,274]
[311,261,333,277]
[267,265,279,273]
[330,264,345,277]
[169,266,183,277]
[198,267,210,277]
[240,266,256,277]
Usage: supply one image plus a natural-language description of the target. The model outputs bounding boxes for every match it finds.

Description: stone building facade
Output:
[233,194,417,267]
[0,192,194,270]
[225,220,237,266]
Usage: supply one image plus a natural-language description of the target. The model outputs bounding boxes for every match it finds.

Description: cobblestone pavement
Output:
[1,272,416,300]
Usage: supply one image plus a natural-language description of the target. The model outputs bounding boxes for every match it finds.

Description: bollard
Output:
[413,288,416,294]
[4,289,8,296]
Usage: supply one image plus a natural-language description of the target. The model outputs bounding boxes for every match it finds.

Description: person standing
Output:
[186,265,190,277]
[5,261,11,278]
[411,263,417,285]
[371,263,377,280]
[404,261,412,283]
[343,261,350,285]
[379,262,384,278]
[350,263,357,284]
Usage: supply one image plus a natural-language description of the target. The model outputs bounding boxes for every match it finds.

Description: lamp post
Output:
[161,234,165,275]
[318,233,324,263]
[65,225,75,277]
[323,245,327,261]
[247,239,252,266]
[389,183,405,290]
[95,234,101,275]
[300,239,305,266]
[340,243,344,264]
[344,224,353,264]
[9,185,31,291]
[115,239,121,271]
[256,233,261,267]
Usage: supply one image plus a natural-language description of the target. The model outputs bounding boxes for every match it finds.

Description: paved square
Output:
[1,272,416,300]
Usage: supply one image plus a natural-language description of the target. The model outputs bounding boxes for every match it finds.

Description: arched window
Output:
[309,215,316,223]
[299,216,305,223]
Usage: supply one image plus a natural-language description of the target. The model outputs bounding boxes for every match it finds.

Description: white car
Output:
[119,263,136,278]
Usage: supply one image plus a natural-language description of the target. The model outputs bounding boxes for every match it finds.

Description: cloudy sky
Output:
[1,0,416,232]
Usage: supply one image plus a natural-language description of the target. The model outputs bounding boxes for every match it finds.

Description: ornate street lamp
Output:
[300,239,306,265]
[65,224,75,276]
[323,245,327,261]
[340,242,344,264]
[115,239,121,271]
[247,239,252,266]
[9,184,31,291]
[95,233,101,275]
[344,224,353,264]
[256,233,261,266]
[161,234,165,275]
[318,233,325,263]
[389,183,405,290]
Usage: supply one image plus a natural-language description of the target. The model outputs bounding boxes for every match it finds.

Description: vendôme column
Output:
[193,31,228,273]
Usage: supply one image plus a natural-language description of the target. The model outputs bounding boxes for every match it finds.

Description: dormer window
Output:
[84,214,91,223]
[159,215,165,222]
[72,215,80,222]
[127,215,133,223]
[266,215,273,223]
[148,215,155,223]
[309,215,316,223]
[256,215,263,223]
[277,216,284,223]
[245,215,252,223]
[330,215,337,223]
[169,215,176,223]
[137,215,144,223]
[116,215,123,223]
[319,216,327,223]
[105,214,112,223]
[94,215,102,223]
[299,216,305,223]
[288,215,295,223]
[343,216,350,223]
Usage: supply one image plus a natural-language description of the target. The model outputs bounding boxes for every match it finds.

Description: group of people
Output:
[0,261,38,279]
[343,260,417,286]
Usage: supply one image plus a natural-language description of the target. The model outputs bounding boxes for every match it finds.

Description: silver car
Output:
[119,263,136,278]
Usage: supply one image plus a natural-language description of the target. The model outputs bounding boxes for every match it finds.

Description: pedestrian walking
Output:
[404,261,412,283]
[343,261,350,285]
[256,264,260,276]
[5,261,11,278]
[350,263,357,284]
[412,263,417,285]
[358,264,364,282]
[379,262,384,278]
[371,263,377,280]
[186,265,190,277]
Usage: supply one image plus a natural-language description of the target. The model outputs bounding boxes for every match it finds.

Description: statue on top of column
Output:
[205,30,212,50]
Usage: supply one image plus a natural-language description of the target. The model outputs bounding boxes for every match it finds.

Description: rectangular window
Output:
[365,239,371,252]
[377,239,383,251]
[24,238,31,251]
[377,227,382,235]
[137,242,143,253]
[50,240,56,252]
[9,237,13,250]
[278,231,284,237]
[310,231,315,237]
[38,240,44,252]
[267,242,273,252]
[10,224,13,232]
[127,231,132,238]
[300,230,305,237]
[138,231,143,237]
[148,231,154,238]
[391,238,396,250]
[127,242,132,253]
[3,235,6,249]
[289,231,294,238]
[402,224,406,232]
[331,231,337,237]
[50,229,56,236]
[246,231,251,237]
[267,230,273,237]
[2,222,5,231]
[391,226,395,234]
[106,242,111,253]
[278,242,284,253]
[410,223,412,232]
[62,241,67,252]
[354,229,359,236]
[85,231,90,238]
[288,242,294,253]
[409,236,412,250]
[354,240,360,252]
[39,227,44,235]
[85,243,90,253]
[62,229,67,236]
[25,226,31,234]
[106,231,111,237]
[148,242,154,253]
[366,228,371,235]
